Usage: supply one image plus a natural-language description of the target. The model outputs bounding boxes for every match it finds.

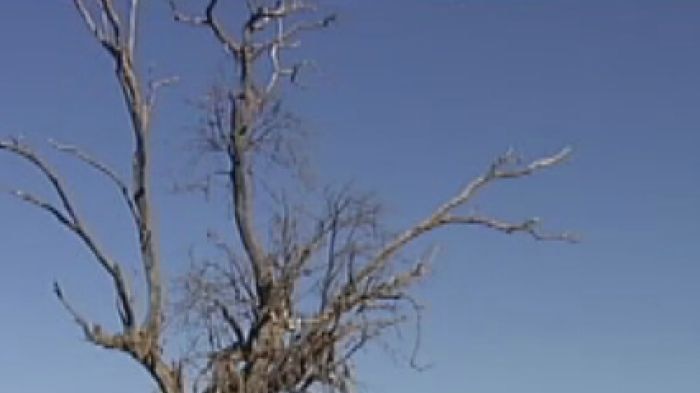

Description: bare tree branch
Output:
[439,214,578,242]
[148,75,179,110]
[100,0,122,44]
[352,147,573,287]
[73,0,113,51]
[53,281,130,350]
[49,139,141,229]
[128,0,139,55]
[0,139,79,222]
[4,188,73,228]
[0,138,138,331]
[26,2,180,392]
[80,0,165,337]
[215,300,246,345]
[261,14,335,94]
[167,0,241,55]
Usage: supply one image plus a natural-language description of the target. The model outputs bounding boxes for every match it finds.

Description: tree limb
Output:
[167,0,242,55]
[353,147,572,287]
[49,139,141,230]
[0,138,138,330]
[439,214,578,242]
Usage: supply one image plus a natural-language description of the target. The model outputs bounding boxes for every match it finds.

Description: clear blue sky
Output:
[1,1,699,392]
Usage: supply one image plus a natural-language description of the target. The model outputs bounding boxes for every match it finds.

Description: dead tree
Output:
[0,1,574,393]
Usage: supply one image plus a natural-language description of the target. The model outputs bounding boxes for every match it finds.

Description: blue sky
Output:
[1,1,699,392]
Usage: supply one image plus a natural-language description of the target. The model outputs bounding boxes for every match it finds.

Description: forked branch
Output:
[352,147,573,287]
[0,138,137,330]
[49,140,141,230]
